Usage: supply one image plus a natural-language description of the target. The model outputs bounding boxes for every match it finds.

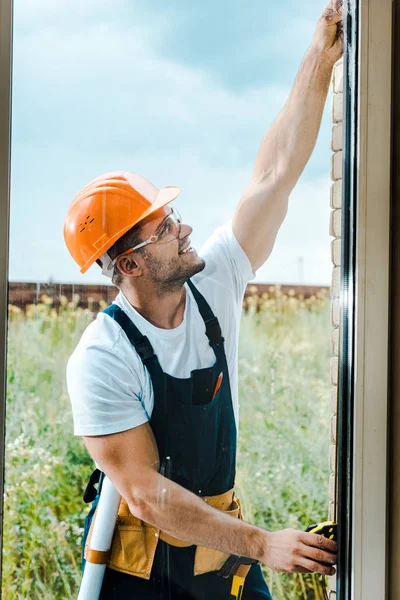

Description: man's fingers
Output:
[301,532,337,554]
[327,0,343,15]
[300,559,336,576]
[333,0,343,13]
[322,7,343,26]
[302,546,337,566]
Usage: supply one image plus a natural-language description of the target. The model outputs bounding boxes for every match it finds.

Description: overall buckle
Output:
[135,336,155,361]
[205,317,224,347]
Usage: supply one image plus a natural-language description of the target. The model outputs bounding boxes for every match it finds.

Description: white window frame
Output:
[351,0,392,597]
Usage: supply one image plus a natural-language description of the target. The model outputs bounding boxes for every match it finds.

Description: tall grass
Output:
[2,288,331,599]
[237,288,331,598]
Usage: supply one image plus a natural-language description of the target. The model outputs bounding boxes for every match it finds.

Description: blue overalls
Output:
[82,280,272,599]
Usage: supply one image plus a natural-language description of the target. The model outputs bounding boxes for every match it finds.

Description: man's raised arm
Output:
[233,0,343,272]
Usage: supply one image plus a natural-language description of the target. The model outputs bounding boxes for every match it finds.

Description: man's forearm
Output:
[87,422,337,575]
[129,471,267,563]
[253,47,334,193]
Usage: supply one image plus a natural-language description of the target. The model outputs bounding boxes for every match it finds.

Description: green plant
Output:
[236,302,331,599]
[2,293,331,599]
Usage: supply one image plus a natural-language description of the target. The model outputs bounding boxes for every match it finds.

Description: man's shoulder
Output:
[79,310,121,347]
[67,310,130,371]
[66,309,150,438]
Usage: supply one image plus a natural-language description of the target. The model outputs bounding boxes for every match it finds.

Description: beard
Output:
[143,250,206,293]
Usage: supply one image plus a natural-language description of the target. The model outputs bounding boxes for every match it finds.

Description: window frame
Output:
[341,0,393,597]
[0,0,13,585]
[0,0,394,597]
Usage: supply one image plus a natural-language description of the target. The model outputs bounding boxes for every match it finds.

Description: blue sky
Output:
[10,0,334,285]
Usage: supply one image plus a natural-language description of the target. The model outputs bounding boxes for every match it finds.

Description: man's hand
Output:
[262,528,337,576]
[312,0,344,66]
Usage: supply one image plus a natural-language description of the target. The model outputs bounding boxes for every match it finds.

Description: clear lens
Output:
[156,208,182,244]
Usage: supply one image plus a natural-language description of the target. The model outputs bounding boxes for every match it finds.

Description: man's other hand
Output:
[312,0,344,66]
[262,528,337,576]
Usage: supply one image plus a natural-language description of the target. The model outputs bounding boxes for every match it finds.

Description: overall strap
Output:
[187,280,224,348]
[102,304,168,470]
[103,304,156,365]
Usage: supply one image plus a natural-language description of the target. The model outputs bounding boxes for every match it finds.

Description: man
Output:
[65,2,343,598]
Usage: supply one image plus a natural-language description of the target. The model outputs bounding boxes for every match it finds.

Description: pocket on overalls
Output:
[193,496,243,576]
[108,511,161,580]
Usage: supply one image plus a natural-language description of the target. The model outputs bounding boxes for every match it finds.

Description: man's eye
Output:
[160,220,171,235]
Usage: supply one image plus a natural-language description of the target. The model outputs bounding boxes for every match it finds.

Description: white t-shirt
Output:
[67,223,254,437]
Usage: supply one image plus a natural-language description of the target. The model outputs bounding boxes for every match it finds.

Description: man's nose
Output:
[179,223,192,238]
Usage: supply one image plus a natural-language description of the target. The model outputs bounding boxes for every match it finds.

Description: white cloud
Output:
[13,0,130,31]
[12,17,290,164]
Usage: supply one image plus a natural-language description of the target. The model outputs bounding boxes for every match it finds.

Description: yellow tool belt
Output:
[85,487,244,581]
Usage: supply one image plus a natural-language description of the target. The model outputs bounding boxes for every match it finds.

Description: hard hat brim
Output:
[139,185,181,223]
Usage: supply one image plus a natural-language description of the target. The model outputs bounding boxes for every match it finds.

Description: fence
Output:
[8,282,330,312]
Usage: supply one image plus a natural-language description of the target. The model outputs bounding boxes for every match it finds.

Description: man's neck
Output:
[120,281,187,330]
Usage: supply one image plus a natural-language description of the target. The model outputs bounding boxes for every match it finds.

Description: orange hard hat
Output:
[64,171,181,274]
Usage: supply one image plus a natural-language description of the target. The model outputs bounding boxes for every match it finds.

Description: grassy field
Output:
[2,287,332,599]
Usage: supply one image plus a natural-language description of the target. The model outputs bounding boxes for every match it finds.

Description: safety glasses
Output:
[107,207,182,270]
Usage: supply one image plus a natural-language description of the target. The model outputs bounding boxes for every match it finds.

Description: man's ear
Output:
[116,255,143,278]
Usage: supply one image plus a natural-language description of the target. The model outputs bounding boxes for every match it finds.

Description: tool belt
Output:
[84,483,255,582]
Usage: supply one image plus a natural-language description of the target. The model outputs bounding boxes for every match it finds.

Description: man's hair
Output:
[98,222,143,288]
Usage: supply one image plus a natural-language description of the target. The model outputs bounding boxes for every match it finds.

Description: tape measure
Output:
[305,521,337,600]
[305,520,337,541]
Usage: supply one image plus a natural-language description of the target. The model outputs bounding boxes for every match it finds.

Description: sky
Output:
[9,0,334,286]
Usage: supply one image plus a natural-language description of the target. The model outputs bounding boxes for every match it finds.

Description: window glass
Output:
[3,2,340,598]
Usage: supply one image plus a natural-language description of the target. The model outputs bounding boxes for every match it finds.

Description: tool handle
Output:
[78,477,121,600]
